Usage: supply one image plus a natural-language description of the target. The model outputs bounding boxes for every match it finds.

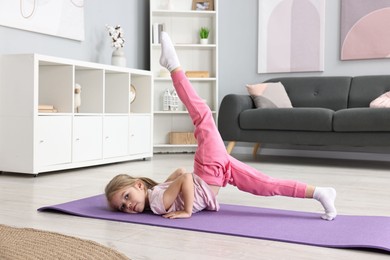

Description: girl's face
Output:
[110,181,147,214]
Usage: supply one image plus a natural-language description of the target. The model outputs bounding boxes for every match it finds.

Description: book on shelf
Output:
[38,104,54,110]
[38,109,58,113]
[152,23,164,44]
[38,104,57,113]
[185,71,210,78]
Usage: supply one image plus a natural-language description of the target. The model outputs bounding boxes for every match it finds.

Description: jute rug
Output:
[0,224,130,260]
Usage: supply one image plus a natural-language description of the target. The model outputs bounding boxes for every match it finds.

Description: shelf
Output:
[38,113,72,116]
[152,10,216,17]
[0,53,153,174]
[154,110,217,114]
[152,43,216,49]
[154,77,217,81]
[150,0,218,153]
[154,143,197,148]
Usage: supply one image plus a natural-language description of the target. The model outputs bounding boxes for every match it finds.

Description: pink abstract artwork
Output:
[341,0,390,60]
[258,0,325,73]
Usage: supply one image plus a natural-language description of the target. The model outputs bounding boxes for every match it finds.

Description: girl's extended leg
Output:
[228,156,337,220]
[159,32,337,220]
[160,32,230,187]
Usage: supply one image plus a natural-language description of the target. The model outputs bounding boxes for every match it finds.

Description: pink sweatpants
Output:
[171,71,307,198]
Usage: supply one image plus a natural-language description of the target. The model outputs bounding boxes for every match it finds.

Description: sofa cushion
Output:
[265,77,351,111]
[246,82,293,108]
[240,108,333,131]
[334,108,390,132]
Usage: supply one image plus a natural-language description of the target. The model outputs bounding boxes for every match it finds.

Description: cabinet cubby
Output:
[39,62,73,114]
[75,66,104,114]
[105,70,129,114]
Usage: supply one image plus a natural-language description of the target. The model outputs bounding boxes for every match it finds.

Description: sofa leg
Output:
[226,141,236,154]
[253,143,261,157]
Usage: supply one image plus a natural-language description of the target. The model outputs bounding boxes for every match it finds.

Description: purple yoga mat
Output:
[38,194,390,253]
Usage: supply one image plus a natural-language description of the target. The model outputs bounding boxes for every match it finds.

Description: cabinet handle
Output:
[75,138,80,141]
[39,140,44,143]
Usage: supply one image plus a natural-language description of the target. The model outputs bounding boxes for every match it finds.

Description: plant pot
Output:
[111,48,127,67]
[200,38,209,45]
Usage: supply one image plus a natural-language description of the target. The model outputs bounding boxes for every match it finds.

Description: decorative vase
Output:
[111,48,127,67]
[200,38,209,45]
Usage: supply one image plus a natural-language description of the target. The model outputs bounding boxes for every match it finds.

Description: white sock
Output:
[313,187,337,221]
[159,32,180,72]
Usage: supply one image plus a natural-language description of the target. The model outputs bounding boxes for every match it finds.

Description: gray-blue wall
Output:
[0,0,149,69]
[2,0,389,100]
[1,0,390,158]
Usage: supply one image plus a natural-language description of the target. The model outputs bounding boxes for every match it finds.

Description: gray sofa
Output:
[218,75,390,154]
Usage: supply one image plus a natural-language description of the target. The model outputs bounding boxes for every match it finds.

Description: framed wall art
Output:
[340,0,390,60]
[258,0,325,73]
[0,0,85,41]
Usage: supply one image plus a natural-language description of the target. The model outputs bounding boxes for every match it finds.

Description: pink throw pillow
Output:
[370,91,390,108]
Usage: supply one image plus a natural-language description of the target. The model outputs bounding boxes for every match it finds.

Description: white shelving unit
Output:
[0,54,153,175]
[150,0,218,153]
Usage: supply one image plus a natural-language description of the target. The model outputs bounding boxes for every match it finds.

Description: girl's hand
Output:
[163,210,192,219]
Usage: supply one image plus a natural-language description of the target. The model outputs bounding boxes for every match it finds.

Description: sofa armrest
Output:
[218,94,254,141]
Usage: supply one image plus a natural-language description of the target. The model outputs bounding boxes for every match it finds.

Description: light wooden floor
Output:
[1,153,390,260]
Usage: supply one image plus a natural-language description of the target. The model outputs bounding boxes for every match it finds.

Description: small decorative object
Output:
[159,68,170,78]
[199,27,210,44]
[192,0,214,11]
[74,83,81,113]
[163,89,172,111]
[106,24,126,67]
[170,90,179,111]
[162,0,174,10]
[130,84,136,104]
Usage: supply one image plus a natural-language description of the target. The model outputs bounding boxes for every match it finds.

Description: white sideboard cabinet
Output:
[0,54,153,175]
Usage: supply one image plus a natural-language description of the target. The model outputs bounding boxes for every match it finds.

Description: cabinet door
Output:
[129,115,152,155]
[37,116,72,166]
[73,116,103,162]
[103,116,129,158]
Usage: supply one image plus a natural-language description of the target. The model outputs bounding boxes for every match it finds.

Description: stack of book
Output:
[38,104,58,113]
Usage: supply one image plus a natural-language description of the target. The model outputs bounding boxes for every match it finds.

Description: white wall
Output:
[0,0,149,70]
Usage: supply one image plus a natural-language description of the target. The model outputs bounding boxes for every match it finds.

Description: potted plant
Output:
[199,27,210,44]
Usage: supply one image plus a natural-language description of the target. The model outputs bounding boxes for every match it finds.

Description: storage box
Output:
[185,71,210,78]
[169,132,197,144]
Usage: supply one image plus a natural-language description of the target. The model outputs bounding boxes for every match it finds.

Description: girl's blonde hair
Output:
[105,174,159,208]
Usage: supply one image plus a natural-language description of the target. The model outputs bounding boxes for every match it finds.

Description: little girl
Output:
[105,32,337,221]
